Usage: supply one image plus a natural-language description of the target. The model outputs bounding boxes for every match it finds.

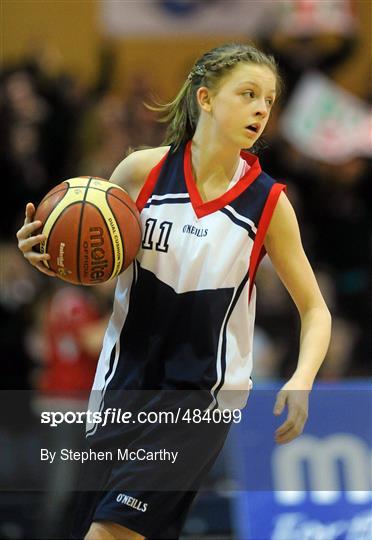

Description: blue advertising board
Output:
[229,380,372,540]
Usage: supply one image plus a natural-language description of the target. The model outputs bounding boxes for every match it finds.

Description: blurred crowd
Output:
[0,11,370,537]
[1,37,370,406]
[0,46,163,397]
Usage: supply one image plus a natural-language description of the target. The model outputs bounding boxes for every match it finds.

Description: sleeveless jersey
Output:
[86,141,285,437]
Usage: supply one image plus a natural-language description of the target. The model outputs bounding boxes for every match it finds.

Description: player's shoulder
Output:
[127,145,170,164]
[110,146,170,198]
[129,146,170,177]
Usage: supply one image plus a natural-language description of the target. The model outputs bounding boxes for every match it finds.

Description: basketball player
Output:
[17,43,331,540]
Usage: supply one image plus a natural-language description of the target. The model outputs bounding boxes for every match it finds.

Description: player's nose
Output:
[254,98,269,118]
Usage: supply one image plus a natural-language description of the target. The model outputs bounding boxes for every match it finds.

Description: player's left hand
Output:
[273,377,310,445]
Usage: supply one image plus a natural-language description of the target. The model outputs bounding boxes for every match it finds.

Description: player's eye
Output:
[266,98,274,106]
[242,90,255,98]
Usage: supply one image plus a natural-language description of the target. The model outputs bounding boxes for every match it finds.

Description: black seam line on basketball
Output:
[83,201,116,279]
[106,189,142,235]
[105,191,126,275]
[87,186,142,233]
[44,201,85,277]
[77,178,93,284]
[37,185,69,206]
[78,184,142,241]
[213,274,249,408]
[39,182,103,205]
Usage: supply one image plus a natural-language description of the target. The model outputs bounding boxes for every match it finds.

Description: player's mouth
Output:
[245,123,261,135]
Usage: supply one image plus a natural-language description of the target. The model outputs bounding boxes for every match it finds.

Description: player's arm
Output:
[264,192,332,444]
[109,146,170,200]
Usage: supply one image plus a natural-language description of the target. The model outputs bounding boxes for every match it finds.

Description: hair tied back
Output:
[187,65,207,81]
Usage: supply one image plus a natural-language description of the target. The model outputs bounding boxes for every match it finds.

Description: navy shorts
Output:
[70,413,231,539]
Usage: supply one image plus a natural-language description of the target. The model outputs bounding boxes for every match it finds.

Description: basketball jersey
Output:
[86,141,285,436]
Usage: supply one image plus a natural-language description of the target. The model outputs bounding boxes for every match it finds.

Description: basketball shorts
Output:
[70,416,231,539]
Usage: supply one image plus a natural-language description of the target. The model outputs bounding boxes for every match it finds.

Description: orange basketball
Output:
[34,177,142,285]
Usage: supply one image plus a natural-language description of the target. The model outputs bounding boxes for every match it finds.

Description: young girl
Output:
[17,43,331,540]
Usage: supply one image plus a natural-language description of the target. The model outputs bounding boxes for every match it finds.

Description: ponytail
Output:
[147,77,199,150]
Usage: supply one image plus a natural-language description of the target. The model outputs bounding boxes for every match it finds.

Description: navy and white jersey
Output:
[86,141,285,435]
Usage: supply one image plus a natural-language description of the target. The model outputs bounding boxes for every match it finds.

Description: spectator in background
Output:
[3,35,370,393]
[78,73,166,179]
[0,242,42,519]
[125,74,165,148]
[36,284,103,397]
[78,93,129,180]
[0,43,116,241]
[0,70,51,239]
[0,243,39,421]
[2,25,370,537]
[261,0,359,99]
[252,0,370,382]
[32,280,114,537]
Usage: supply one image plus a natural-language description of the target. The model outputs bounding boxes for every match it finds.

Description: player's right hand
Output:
[16,203,57,277]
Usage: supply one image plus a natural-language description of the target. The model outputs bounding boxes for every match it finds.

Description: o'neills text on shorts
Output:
[40,448,179,464]
[116,493,148,512]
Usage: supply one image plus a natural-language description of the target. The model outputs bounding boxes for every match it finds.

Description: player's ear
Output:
[196,87,213,113]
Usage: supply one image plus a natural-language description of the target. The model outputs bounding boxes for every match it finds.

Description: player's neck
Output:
[190,132,241,186]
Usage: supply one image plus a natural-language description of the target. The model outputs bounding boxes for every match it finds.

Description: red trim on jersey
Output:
[184,140,262,218]
[136,149,170,212]
[248,182,287,301]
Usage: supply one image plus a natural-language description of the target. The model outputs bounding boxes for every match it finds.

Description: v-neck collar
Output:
[183,140,262,218]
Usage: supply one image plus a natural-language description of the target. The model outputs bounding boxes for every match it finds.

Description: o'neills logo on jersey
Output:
[83,227,109,282]
[182,224,208,237]
[116,493,148,512]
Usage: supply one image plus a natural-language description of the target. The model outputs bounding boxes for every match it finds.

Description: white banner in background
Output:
[273,0,357,37]
[279,72,372,165]
[100,0,269,37]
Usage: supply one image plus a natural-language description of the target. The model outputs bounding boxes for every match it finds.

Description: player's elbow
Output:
[301,301,332,329]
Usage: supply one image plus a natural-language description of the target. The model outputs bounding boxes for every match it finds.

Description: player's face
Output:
[209,63,277,149]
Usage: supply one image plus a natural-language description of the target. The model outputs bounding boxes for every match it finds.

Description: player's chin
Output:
[240,133,256,149]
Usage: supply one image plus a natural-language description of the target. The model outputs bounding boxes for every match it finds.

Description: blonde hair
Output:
[149,43,282,151]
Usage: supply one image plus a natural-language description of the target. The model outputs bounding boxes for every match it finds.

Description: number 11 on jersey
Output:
[142,218,173,253]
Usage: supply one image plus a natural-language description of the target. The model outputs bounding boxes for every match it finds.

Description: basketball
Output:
[33,177,142,285]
